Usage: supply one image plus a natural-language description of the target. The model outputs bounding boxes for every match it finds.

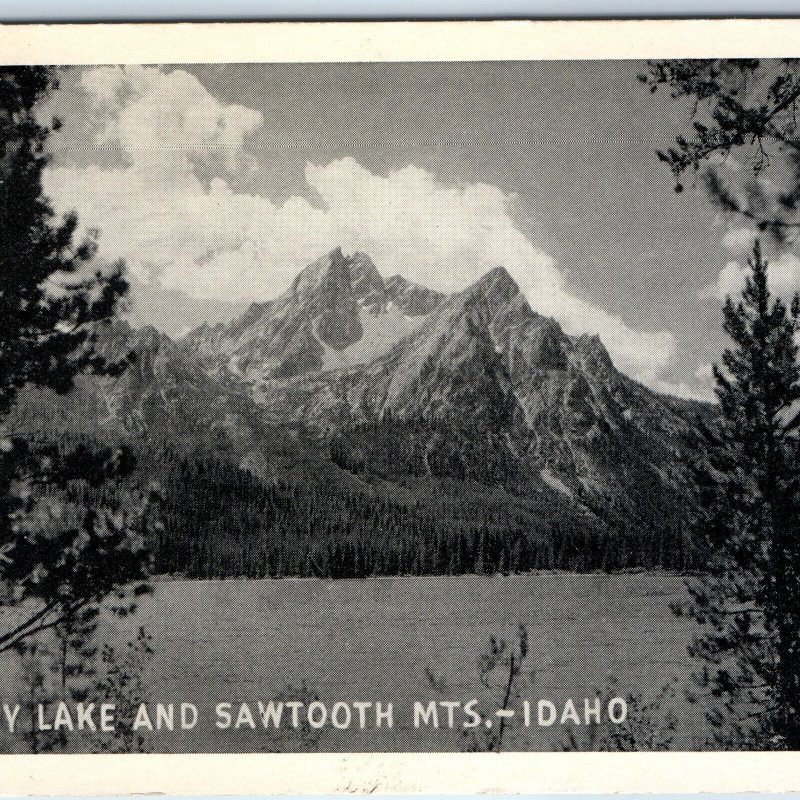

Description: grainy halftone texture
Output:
[0,59,768,752]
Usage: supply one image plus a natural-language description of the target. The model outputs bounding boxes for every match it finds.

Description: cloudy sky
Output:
[40,61,799,401]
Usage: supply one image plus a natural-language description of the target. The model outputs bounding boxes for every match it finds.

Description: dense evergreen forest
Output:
[13,383,698,579]
[68,439,695,579]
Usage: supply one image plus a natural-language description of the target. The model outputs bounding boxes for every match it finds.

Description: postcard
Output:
[0,18,800,794]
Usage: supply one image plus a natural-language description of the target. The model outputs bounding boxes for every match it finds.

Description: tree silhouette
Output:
[0,67,152,656]
[642,59,800,244]
[680,242,800,748]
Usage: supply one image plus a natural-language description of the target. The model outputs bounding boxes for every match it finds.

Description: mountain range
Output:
[12,247,713,577]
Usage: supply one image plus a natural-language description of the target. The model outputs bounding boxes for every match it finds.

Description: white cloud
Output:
[649,378,716,403]
[721,226,758,255]
[650,361,718,404]
[701,252,800,301]
[706,217,800,302]
[707,152,742,173]
[79,65,263,177]
[694,362,715,382]
[44,66,676,386]
[700,259,749,301]
[763,252,800,296]
[306,158,678,381]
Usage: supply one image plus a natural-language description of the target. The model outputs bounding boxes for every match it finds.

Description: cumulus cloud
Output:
[721,226,758,256]
[78,65,263,176]
[648,378,716,403]
[44,65,676,385]
[702,224,800,301]
[701,252,800,301]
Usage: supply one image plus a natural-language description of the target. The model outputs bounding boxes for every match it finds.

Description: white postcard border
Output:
[1,18,799,795]
[2,751,800,794]
[0,19,798,65]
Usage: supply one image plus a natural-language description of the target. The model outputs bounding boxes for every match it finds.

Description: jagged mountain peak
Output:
[451,266,529,326]
[469,265,520,298]
[385,274,445,316]
[187,247,440,380]
[348,251,386,309]
[442,265,532,336]
[291,246,352,303]
[53,249,710,571]
[288,247,389,312]
[384,274,411,293]
[186,249,625,394]
[95,319,169,356]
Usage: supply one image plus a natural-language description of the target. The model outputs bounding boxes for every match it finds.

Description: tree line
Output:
[59,440,693,579]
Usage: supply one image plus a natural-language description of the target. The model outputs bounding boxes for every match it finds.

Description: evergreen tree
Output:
[682,241,800,748]
[0,67,128,417]
[0,67,152,656]
[642,60,800,244]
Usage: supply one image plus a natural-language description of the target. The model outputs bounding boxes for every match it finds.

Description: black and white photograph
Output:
[2,28,800,760]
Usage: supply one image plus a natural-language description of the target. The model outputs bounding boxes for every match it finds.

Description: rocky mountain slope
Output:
[204,250,707,513]
[11,247,713,575]
[187,247,444,382]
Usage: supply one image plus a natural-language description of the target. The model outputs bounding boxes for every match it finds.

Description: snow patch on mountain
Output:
[315,307,428,372]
